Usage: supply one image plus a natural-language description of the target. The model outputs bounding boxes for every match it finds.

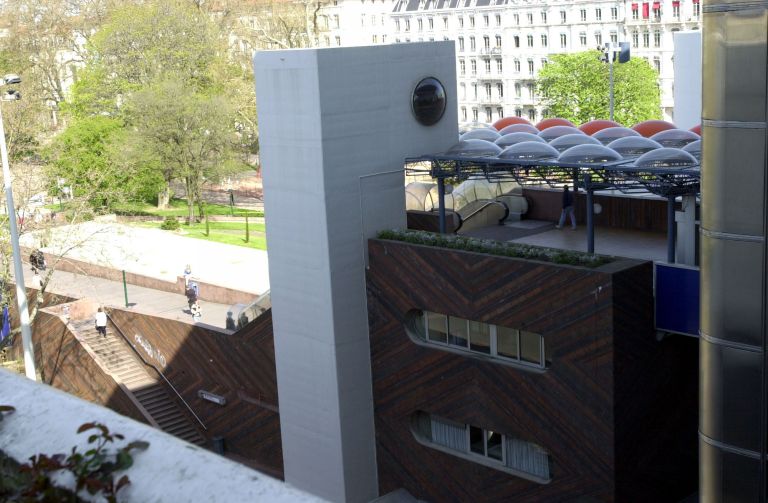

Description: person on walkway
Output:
[183,264,192,289]
[556,186,577,230]
[185,283,198,311]
[95,307,107,337]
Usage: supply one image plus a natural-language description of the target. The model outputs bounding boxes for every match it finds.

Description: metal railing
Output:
[106,312,207,430]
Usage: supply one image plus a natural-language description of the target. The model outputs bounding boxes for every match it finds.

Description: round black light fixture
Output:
[412,77,446,126]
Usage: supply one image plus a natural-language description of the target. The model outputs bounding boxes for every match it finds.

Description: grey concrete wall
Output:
[255,43,457,502]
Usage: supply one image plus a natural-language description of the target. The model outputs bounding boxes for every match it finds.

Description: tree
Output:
[536,51,662,126]
[122,78,246,223]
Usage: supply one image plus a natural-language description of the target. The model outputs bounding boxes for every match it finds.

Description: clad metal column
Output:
[700,2,768,501]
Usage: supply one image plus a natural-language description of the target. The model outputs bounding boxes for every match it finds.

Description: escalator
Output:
[455,200,509,234]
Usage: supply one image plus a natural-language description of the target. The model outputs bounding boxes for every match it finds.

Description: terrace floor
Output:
[463,219,669,263]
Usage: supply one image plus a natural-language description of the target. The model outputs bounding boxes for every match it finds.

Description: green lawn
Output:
[114,199,263,218]
[135,220,267,250]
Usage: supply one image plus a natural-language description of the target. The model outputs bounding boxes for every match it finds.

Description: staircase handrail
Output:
[105,312,207,431]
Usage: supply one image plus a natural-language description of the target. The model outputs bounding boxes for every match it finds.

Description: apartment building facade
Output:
[320,0,701,125]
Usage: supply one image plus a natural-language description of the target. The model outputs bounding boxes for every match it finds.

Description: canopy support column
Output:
[585,174,595,254]
[667,195,676,263]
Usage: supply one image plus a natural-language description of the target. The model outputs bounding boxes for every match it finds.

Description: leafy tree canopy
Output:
[536,51,662,126]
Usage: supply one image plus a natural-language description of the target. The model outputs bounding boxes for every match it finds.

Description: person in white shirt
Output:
[95,307,107,337]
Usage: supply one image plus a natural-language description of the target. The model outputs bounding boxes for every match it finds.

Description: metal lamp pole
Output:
[0,76,36,380]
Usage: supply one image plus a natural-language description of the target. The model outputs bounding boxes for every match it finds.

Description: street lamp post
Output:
[0,74,36,380]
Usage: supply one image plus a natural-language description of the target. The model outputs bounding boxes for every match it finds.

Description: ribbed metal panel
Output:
[701,0,768,500]
[702,8,767,122]
[701,126,766,236]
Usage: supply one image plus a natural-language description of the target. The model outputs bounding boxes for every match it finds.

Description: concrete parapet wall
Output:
[0,370,325,503]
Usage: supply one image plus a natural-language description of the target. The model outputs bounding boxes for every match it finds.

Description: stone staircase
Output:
[71,320,206,446]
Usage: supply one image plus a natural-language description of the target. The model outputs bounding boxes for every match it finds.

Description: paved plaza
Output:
[16,221,271,330]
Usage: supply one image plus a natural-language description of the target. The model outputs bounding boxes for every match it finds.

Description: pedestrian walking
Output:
[95,307,107,337]
[556,186,577,230]
[183,264,192,289]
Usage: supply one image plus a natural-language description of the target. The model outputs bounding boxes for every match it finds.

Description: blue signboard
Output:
[655,263,700,337]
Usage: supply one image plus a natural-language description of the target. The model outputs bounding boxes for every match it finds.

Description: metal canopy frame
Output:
[405,154,701,263]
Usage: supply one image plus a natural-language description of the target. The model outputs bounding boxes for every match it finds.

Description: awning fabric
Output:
[631,2,638,9]
[652,1,661,9]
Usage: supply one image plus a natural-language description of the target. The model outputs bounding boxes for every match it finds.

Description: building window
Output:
[461,107,467,121]
[595,8,602,21]
[514,59,520,72]
[444,16,449,29]
[497,107,504,118]
[541,34,548,47]
[483,15,489,27]
[515,82,521,97]
[459,59,466,75]
[428,17,434,30]
[495,14,501,26]
[653,57,661,73]
[643,31,650,47]
[485,82,492,98]
[693,2,700,17]
[459,16,464,28]
[470,16,475,27]
[459,37,464,51]
[560,33,567,48]
[472,108,479,121]
[632,31,639,48]
[485,59,491,73]
[595,32,602,47]
[515,108,522,117]
[672,3,680,18]
[541,57,548,67]
[472,83,478,99]
[334,14,340,29]
[405,19,410,31]
[527,13,533,24]
[654,30,661,47]
[418,18,423,31]
[528,108,536,121]
[610,31,618,44]
[611,7,618,20]
[496,59,502,73]
[372,34,378,43]
[497,83,503,98]
[632,6,639,20]
[460,83,466,99]
[495,35,502,48]
[540,11,547,23]
[527,59,534,75]
[560,10,566,23]
[514,35,520,48]
[470,36,476,51]
[579,32,587,47]
[653,4,661,19]
[514,13,519,25]
[485,107,492,122]
[411,412,553,483]
[484,35,490,49]
[417,311,547,369]
[471,59,477,75]
[580,9,586,22]
[527,34,534,47]
[335,36,341,46]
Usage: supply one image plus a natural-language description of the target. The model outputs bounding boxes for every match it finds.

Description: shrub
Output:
[377,229,612,268]
[160,217,180,231]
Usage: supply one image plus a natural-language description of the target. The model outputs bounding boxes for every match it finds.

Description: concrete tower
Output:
[254,43,458,502]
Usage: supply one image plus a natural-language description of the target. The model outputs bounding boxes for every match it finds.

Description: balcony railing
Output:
[479,47,502,56]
